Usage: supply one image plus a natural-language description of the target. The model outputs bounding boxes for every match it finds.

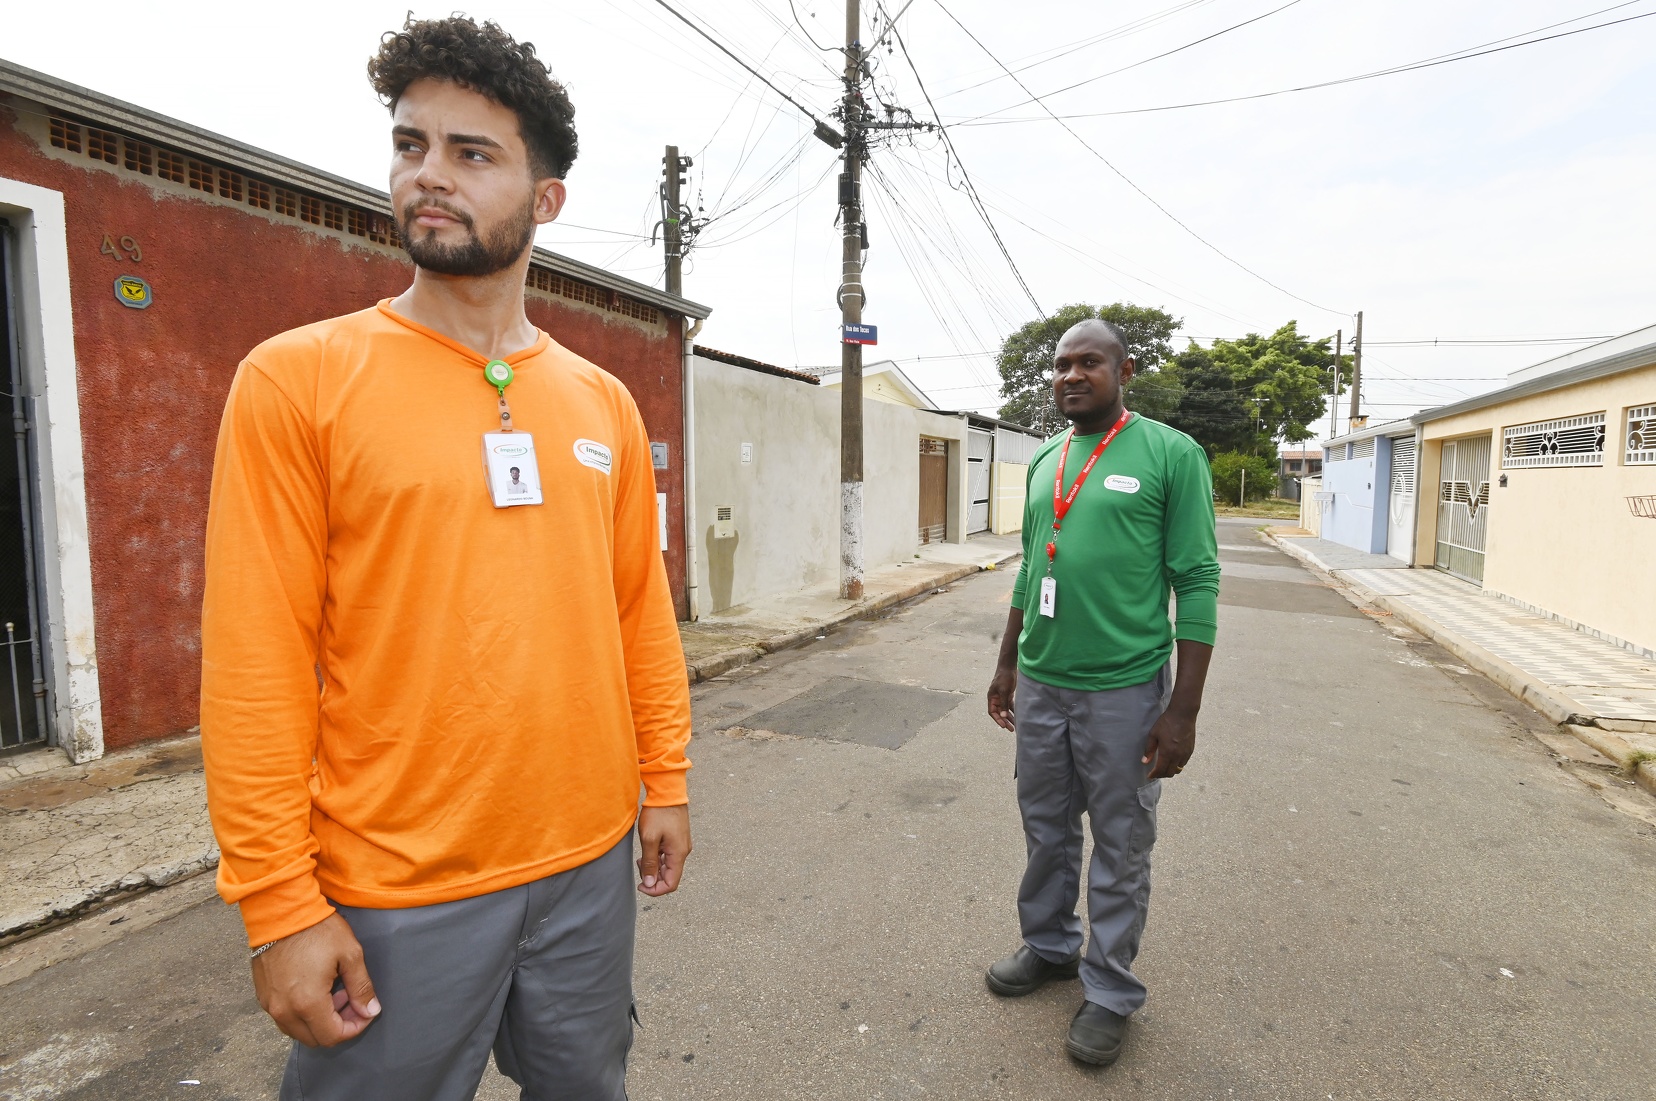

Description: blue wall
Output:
[1321,437,1393,554]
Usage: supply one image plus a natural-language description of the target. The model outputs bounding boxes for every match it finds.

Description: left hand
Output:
[1142,708,1197,781]
[637,804,692,897]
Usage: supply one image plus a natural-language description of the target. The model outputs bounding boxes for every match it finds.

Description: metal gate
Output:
[918,438,947,543]
[1434,434,1491,584]
[966,428,992,534]
[0,221,49,750]
[1386,436,1416,562]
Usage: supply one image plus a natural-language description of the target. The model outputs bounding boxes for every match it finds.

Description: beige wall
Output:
[692,357,969,614]
[1298,476,1323,536]
[1417,363,1656,653]
[990,462,1028,535]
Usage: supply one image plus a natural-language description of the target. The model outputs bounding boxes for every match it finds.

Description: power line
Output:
[887,22,1045,317]
[933,0,1347,319]
[961,0,1309,122]
[935,0,1222,100]
[958,3,1656,125]
[645,0,842,140]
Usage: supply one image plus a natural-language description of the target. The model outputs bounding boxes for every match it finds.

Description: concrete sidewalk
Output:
[680,532,1023,681]
[1271,531,1656,797]
[0,534,1024,944]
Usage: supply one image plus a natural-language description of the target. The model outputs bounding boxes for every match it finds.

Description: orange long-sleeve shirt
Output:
[200,302,691,946]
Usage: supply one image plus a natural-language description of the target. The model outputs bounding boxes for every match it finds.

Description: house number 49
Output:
[100,234,142,262]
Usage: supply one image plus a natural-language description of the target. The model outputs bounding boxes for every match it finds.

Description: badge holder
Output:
[480,360,543,508]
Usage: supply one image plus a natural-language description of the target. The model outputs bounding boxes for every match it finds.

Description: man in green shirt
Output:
[984,318,1220,1066]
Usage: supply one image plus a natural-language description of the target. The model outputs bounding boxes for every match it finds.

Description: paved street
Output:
[3,518,1654,1100]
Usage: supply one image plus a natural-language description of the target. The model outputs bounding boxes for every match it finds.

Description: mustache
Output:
[401,197,475,231]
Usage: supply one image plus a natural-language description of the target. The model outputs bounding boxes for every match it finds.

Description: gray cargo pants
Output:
[281,833,635,1101]
[1015,666,1170,1015]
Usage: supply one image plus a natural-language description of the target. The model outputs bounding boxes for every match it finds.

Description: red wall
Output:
[0,102,687,749]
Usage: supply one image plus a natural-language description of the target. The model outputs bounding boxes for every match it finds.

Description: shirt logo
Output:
[1104,474,1140,493]
[573,439,612,474]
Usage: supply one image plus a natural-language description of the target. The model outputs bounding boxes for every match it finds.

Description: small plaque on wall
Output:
[650,442,669,470]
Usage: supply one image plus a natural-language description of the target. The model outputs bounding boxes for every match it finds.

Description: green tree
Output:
[996,303,1180,433]
[1164,344,1255,455]
[1209,450,1278,504]
[1208,322,1351,448]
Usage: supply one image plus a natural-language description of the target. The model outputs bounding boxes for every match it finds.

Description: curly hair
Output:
[368,15,578,179]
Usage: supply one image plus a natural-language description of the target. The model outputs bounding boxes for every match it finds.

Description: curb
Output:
[1267,532,1654,798]
[0,848,219,947]
[684,554,1019,685]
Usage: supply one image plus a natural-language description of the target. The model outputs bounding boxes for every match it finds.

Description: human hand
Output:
[986,667,1017,732]
[251,913,380,1048]
[1142,708,1196,781]
[638,804,691,896]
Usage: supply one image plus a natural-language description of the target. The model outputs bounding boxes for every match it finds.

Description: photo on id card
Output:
[483,432,543,507]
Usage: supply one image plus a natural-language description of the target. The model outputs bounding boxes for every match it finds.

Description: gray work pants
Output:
[1015,666,1170,1015]
[281,834,635,1101]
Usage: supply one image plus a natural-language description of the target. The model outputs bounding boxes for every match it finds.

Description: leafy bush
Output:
[1210,451,1278,504]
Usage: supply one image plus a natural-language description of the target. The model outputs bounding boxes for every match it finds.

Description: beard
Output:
[398,197,535,277]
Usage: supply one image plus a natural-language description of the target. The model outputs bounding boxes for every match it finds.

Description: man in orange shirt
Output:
[200,17,692,1099]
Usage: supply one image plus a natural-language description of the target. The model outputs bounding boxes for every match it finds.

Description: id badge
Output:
[1038,575,1057,618]
[483,432,544,508]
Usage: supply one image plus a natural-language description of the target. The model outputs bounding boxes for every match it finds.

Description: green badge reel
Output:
[484,359,514,395]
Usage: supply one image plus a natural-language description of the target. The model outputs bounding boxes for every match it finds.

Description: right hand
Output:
[986,667,1017,732]
[251,913,381,1047]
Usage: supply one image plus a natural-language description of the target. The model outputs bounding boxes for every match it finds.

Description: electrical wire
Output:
[933,0,1346,319]
[645,0,839,134]
[958,2,1656,125]
[959,0,1309,123]
[934,0,1221,100]
[887,22,1044,317]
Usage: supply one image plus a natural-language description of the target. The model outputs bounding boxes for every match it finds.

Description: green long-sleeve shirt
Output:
[1011,414,1220,691]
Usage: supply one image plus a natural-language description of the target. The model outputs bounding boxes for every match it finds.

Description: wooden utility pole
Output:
[662,145,687,297]
[838,0,866,600]
[1348,310,1364,430]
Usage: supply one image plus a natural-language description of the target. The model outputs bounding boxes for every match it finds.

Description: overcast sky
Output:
[8,1,1655,436]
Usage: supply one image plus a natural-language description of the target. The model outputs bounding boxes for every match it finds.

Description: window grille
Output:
[1627,404,1656,466]
[247,179,271,210]
[1390,438,1417,495]
[613,296,660,324]
[347,209,368,237]
[1353,438,1375,458]
[1501,412,1605,468]
[323,203,346,231]
[273,187,298,217]
[48,115,82,152]
[157,149,186,183]
[86,127,119,165]
[299,195,323,225]
[527,268,557,293]
[217,170,244,202]
[123,139,153,175]
[188,160,214,192]
[366,213,396,245]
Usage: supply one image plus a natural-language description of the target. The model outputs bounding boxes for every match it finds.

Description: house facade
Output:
[1316,326,1656,656]
[0,60,707,760]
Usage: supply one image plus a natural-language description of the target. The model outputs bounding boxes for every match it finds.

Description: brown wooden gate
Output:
[919,438,947,543]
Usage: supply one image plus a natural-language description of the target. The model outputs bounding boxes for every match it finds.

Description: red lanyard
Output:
[1047,409,1131,568]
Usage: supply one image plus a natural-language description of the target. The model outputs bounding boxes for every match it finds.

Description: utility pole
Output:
[1328,328,1342,442]
[662,144,687,296]
[838,0,866,600]
[1348,310,1363,431]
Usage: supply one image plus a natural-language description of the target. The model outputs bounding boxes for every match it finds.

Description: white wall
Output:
[0,177,103,762]
[692,356,968,614]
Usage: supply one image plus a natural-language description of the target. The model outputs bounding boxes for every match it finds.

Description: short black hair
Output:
[368,15,579,179]
[1066,318,1131,367]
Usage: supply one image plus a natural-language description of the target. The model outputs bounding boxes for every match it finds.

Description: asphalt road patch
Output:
[726,676,963,749]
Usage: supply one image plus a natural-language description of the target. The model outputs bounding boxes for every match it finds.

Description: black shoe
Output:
[984,945,1080,997]
[1066,1000,1129,1066]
